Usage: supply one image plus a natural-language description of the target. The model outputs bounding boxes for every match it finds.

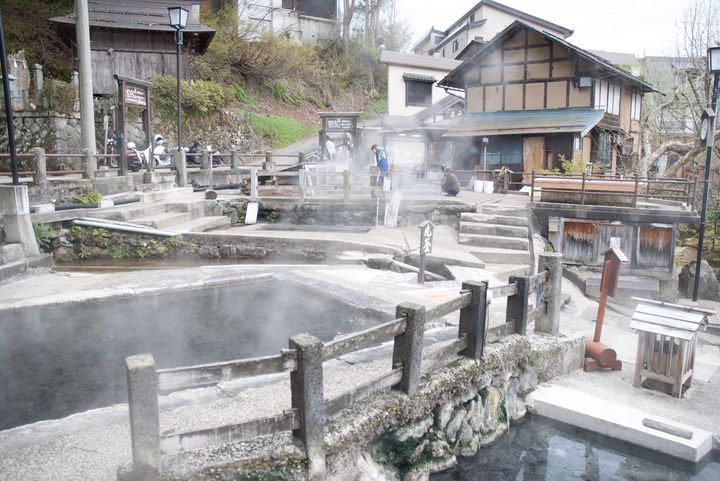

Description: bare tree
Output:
[639,0,720,175]
[342,0,358,56]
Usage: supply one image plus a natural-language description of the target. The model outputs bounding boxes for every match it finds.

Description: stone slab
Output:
[526,385,713,463]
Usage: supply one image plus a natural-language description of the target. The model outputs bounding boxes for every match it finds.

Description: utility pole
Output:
[76,0,96,179]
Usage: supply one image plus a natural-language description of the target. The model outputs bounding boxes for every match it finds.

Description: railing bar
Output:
[425,292,472,320]
[421,336,469,372]
[159,410,297,455]
[490,283,518,298]
[157,350,297,394]
[322,318,406,361]
[324,369,403,416]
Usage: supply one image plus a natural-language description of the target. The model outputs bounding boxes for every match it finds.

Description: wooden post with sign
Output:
[318,112,361,164]
[114,75,152,176]
[418,220,434,284]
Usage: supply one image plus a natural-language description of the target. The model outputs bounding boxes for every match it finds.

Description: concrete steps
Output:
[459,222,528,238]
[459,233,529,250]
[460,212,528,227]
[469,247,531,265]
[84,193,228,234]
[168,216,232,233]
[459,204,531,266]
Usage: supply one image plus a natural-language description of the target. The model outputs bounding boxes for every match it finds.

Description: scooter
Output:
[153,135,173,167]
[126,142,146,172]
[185,139,220,166]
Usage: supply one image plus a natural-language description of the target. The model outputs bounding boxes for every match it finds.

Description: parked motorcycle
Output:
[96,137,118,168]
[185,139,220,166]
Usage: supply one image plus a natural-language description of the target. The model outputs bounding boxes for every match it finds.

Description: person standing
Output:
[371,144,389,184]
[324,135,337,162]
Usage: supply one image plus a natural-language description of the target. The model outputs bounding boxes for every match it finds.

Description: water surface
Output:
[431,416,719,481]
[0,279,383,430]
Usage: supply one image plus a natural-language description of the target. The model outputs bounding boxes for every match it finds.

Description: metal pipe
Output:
[693,72,720,301]
[73,218,176,237]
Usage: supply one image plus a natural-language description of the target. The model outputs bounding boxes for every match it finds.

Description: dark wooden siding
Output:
[636,225,674,269]
[561,221,595,263]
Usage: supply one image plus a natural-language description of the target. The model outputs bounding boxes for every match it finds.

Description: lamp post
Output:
[168,6,188,152]
[0,6,18,185]
[692,45,720,301]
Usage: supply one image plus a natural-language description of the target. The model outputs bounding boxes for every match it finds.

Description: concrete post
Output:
[0,185,40,256]
[33,64,43,96]
[507,276,530,335]
[264,151,273,171]
[392,302,426,396]
[343,170,350,201]
[459,281,489,359]
[126,354,160,481]
[299,151,306,164]
[173,150,187,187]
[250,168,258,199]
[298,168,305,205]
[536,253,563,335]
[231,150,240,170]
[200,149,209,170]
[289,334,326,481]
[83,147,95,179]
[30,147,46,185]
[75,0,96,157]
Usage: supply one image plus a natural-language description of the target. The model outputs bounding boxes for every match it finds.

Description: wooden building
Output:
[436,20,657,176]
[50,0,215,95]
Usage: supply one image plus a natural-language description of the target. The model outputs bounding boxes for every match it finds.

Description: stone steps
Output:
[470,247,531,265]
[459,233,529,250]
[460,212,528,227]
[168,215,232,233]
[478,204,528,217]
[459,222,528,238]
[132,212,192,229]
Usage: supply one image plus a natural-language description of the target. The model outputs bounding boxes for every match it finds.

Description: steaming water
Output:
[0,279,385,431]
[430,416,719,481]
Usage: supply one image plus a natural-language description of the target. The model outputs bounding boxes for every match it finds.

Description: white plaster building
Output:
[235,0,338,46]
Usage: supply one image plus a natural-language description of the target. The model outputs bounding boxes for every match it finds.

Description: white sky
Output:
[396,0,692,57]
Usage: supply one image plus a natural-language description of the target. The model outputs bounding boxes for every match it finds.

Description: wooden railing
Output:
[529,171,697,208]
[124,253,563,480]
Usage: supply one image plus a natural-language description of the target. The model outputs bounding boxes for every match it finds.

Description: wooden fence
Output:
[125,253,563,480]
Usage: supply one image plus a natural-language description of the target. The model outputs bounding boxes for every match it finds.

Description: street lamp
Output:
[168,6,188,152]
[692,45,720,301]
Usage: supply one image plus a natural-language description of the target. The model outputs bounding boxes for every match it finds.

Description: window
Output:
[442,48,446,58]
[469,13,475,23]
[630,92,641,121]
[593,80,622,116]
[404,75,434,107]
[452,39,460,53]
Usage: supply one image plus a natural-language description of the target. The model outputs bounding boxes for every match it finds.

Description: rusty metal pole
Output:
[593,257,612,343]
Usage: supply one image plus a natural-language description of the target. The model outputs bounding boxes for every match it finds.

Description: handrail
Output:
[322,318,406,361]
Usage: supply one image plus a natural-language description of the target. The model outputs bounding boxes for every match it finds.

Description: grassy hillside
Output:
[3,2,387,150]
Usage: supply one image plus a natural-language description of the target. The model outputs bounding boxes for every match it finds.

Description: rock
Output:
[429,439,450,458]
[463,397,485,432]
[482,386,503,432]
[506,379,526,421]
[679,260,719,301]
[518,366,538,393]
[475,371,493,390]
[394,416,433,443]
[434,403,454,430]
[445,408,466,443]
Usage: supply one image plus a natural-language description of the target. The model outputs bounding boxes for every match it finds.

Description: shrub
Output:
[73,192,103,205]
[33,223,55,252]
[38,79,76,114]
[232,83,257,106]
[151,76,229,120]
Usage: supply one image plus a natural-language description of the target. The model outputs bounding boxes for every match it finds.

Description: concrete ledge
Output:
[527,385,713,463]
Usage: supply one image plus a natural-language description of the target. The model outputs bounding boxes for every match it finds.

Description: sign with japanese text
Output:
[420,221,434,255]
[125,85,147,107]
[325,117,355,131]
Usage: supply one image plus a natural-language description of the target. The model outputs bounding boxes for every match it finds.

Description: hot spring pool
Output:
[0,279,385,431]
[430,416,719,481]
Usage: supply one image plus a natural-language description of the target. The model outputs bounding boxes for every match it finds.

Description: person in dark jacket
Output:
[441,167,460,196]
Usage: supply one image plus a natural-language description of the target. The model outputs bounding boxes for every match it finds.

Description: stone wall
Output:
[171,335,584,481]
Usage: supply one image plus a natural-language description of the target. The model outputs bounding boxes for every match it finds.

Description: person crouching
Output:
[441,167,460,196]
